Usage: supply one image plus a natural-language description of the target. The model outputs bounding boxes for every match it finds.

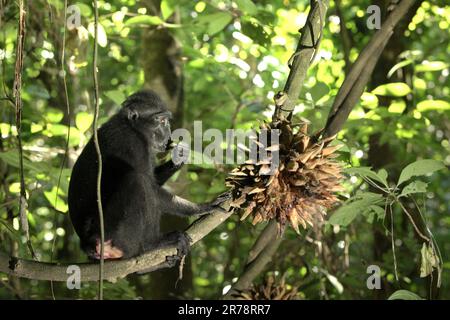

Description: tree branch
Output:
[273,0,329,120]
[224,1,329,298]
[323,0,416,138]
[0,210,232,282]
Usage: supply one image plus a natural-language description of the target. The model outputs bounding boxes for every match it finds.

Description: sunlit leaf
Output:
[161,0,175,20]
[325,273,344,294]
[387,100,406,113]
[360,92,379,109]
[44,109,64,123]
[416,100,450,112]
[104,90,126,105]
[415,61,448,72]
[44,187,68,213]
[75,112,94,133]
[88,22,108,47]
[125,15,164,26]
[372,82,411,97]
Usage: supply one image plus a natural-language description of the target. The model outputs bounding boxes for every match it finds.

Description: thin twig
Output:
[50,0,72,300]
[14,0,36,260]
[92,0,105,300]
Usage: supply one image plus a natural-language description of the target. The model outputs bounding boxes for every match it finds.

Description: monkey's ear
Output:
[127,109,139,121]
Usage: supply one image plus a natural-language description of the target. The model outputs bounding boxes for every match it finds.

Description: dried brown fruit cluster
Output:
[226,119,343,234]
[233,274,299,300]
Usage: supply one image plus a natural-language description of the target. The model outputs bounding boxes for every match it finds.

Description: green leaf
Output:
[360,92,379,109]
[416,100,450,112]
[160,0,175,20]
[397,159,446,185]
[44,109,64,123]
[0,151,47,174]
[387,100,406,113]
[104,90,125,105]
[329,192,384,226]
[235,0,258,15]
[199,12,233,35]
[415,61,448,72]
[372,83,411,97]
[399,181,428,197]
[125,15,164,26]
[388,290,424,300]
[309,81,330,102]
[76,3,92,17]
[88,22,107,47]
[44,187,68,212]
[75,112,94,133]
[387,59,413,78]
[368,205,385,221]
[345,167,388,187]
[325,273,344,294]
[46,124,68,136]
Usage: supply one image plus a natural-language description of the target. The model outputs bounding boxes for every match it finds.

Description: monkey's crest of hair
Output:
[122,90,166,111]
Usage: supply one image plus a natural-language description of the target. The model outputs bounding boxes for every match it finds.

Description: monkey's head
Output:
[120,90,172,152]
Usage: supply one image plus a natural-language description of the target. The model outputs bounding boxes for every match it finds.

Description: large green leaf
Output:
[206,12,233,35]
[388,290,423,300]
[345,167,388,187]
[397,159,446,185]
[329,192,384,226]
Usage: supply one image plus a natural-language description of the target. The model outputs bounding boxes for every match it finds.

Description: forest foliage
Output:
[0,0,449,299]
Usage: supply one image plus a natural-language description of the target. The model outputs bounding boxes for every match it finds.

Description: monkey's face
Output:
[121,91,173,153]
[149,111,172,152]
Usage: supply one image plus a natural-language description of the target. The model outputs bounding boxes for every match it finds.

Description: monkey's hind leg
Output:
[137,231,192,274]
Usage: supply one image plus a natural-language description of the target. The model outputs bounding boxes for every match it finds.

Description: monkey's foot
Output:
[93,239,124,259]
[163,231,192,266]
[207,191,232,213]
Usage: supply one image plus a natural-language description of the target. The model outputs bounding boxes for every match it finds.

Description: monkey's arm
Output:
[158,188,230,217]
[154,160,183,185]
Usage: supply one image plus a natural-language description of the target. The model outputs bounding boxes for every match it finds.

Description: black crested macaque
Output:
[68,90,229,269]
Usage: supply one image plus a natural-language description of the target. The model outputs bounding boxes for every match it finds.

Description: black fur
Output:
[68,90,228,264]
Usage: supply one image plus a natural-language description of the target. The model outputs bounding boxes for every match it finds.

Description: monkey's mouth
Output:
[155,139,171,152]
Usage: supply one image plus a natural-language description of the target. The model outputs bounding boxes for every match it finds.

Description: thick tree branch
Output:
[273,0,329,120]
[323,0,416,138]
[0,210,232,282]
[223,220,281,299]
[224,1,329,298]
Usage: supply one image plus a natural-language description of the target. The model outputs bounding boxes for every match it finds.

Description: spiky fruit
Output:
[226,118,343,234]
[233,274,299,300]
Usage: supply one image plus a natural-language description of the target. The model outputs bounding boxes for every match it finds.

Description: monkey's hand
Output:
[171,141,190,166]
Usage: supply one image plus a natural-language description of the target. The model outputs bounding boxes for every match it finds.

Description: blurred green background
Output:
[0,0,449,299]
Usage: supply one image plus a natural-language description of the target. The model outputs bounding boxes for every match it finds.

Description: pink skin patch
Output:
[94,239,124,259]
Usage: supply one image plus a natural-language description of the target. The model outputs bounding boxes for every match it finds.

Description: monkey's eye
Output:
[159,117,168,126]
